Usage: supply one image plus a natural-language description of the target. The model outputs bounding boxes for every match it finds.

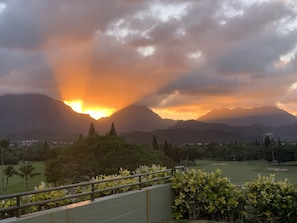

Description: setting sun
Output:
[64,100,114,120]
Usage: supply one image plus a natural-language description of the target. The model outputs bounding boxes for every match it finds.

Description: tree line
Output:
[2,123,297,189]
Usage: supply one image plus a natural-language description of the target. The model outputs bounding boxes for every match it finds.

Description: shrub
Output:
[171,168,241,221]
[17,181,72,215]
[172,169,297,223]
[243,174,297,223]
[90,168,138,196]
[0,198,17,219]
[133,164,170,186]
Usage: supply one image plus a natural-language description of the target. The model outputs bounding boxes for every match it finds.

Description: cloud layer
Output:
[0,0,297,119]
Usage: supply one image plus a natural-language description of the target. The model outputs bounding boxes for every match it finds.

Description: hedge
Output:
[172,169,297,223]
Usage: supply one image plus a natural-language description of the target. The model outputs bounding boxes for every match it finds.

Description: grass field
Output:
[193,159,297,185]
[159,220,225,223]
[0,162,45,195]
[1,159,297,195]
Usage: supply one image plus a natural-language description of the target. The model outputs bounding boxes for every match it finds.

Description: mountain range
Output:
[0,94,297,144]
[198,107,297,127]
[0,94,175,140]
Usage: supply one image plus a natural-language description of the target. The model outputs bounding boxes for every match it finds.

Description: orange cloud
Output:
[47,35,189,118]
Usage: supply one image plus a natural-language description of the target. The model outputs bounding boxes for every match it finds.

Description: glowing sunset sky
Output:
[0,0,297,120]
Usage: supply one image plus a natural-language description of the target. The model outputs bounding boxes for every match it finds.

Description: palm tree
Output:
[3,165,16,191]
[17,162,40,191]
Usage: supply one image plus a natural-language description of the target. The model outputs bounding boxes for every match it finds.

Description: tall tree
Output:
[108,122,117,136]
[264,136,271,147]
[153,136,159,150]
[78,133,83,141]
[17,162,40,191]
[38,141,50,161]
[164,139,170,156]
[3,165,16,190]
[45,157,67,186]
[0,138,10,191]
[88,123,96,137]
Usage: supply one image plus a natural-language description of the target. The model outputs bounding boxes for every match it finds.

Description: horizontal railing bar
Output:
[93,183,139,194]
[0,206,19,213]
[0,166,184,219]
[19,192,93,209]
[141,176,172,184]
[0,170,174,200]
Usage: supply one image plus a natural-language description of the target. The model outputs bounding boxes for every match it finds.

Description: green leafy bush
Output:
[24,181,72,213]
[133,164,170,186]
[172,169,297,223]
[0,198,17,218]
[172,168,241,221]
[243,174,297,223]
[90,168,138,196]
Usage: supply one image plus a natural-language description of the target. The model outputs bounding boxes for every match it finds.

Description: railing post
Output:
[171,167,175,176]
[91,183,95,201]
[16,195,21,218]
[138,175,142,190]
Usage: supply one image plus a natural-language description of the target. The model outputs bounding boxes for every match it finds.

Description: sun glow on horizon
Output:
[64,100,115,120]
[152,108,205,120]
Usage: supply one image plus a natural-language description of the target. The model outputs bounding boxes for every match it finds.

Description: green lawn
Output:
[2,159,297,196]
[193,159,297,185]
[159,220,225,223]
[0,162,45,195]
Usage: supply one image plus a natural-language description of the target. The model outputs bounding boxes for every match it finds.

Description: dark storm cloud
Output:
[0,0,145,50]
[0,49,57,96]
[215,31,297,75]
[0,49,44,75]
[0,0,297,118]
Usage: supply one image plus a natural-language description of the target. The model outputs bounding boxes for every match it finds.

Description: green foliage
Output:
[44,156,69,186]
[0,138,9,149]
[88,123,96,137]
[274,146,295,165]
[0,162,45,195]
[1,181,72,218]
[243,174,297,222]
[78,133,83,141]
[153,135,159,150]
[108,122,117,136]
[133,164,170,187]
[17,162,41,191]
[172,169,241,221]
[44,135,174,184]
[188,142,297,163]
[0,198,16,218]
[172,168,297,222]
[37,141,51,161]
[264,135,271,147]
[164,140,170,155]
[3,166,16,190]
[27,181,72,213]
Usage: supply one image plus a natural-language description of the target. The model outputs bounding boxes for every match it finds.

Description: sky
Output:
[0,0,297,120]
